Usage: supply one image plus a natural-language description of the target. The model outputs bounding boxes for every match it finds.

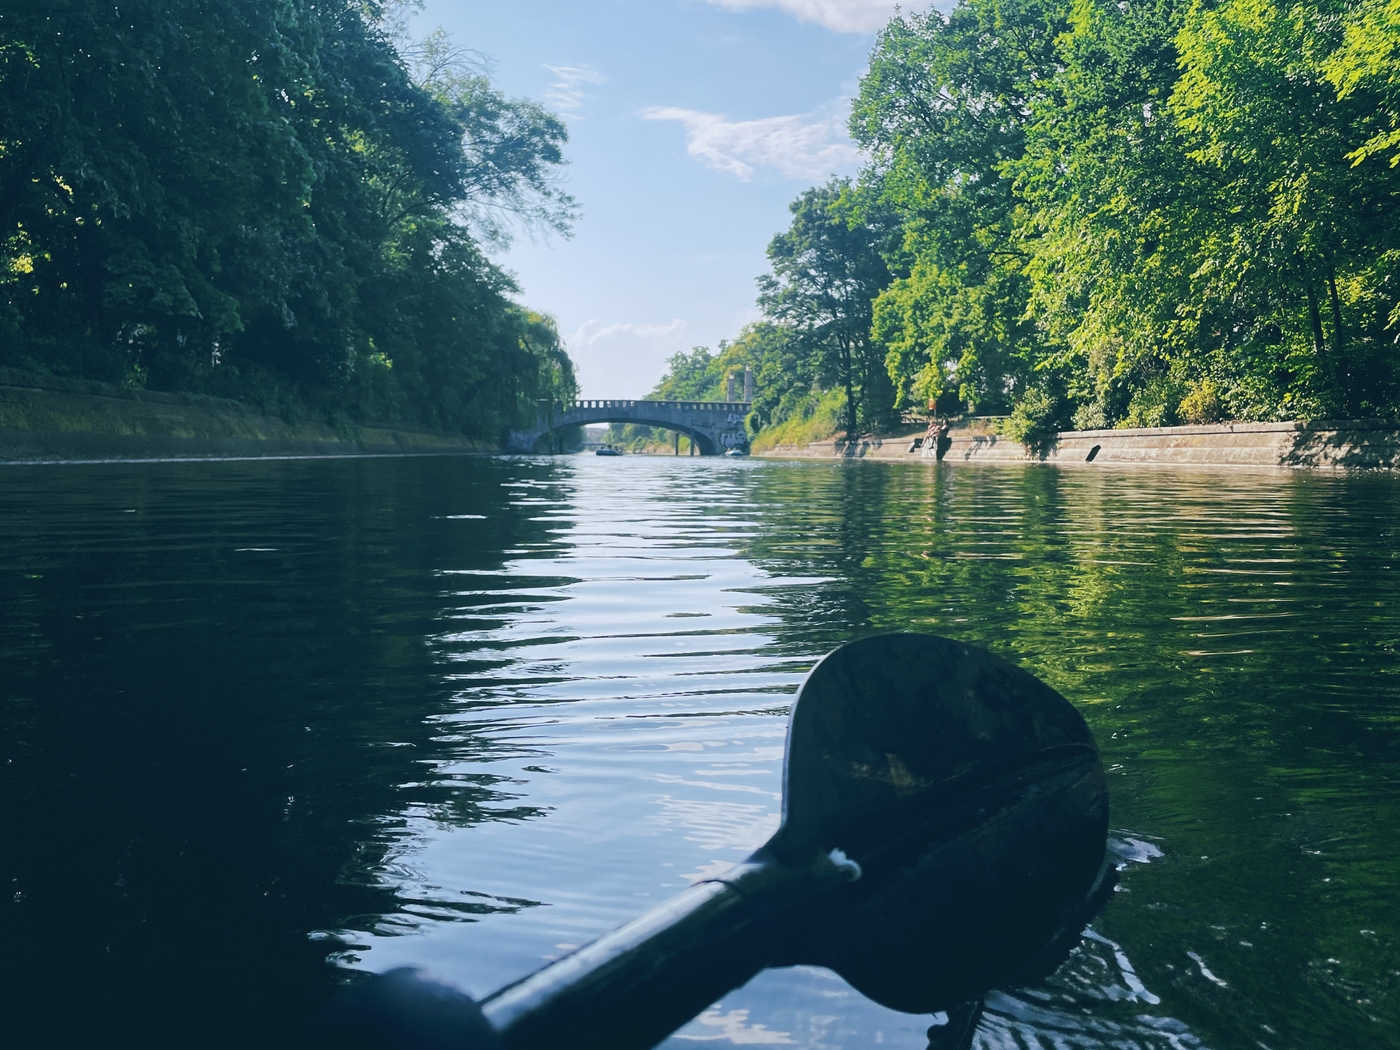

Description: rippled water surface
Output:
[2,455,1398,1048]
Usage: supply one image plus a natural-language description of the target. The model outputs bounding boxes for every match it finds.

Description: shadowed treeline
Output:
[0,2,577,440]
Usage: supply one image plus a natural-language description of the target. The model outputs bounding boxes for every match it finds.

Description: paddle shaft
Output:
[480,748,1101,1049]
[481,853,851,1050]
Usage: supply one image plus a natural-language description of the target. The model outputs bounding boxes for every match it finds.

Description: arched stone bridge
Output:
[508,399,751,455]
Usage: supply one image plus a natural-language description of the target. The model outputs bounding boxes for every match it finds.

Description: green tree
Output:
[844,0,1400,429]
[852,0,1066,416]
[1323,0,1400,170]
[1009,0,1194,427]
[1168,0,1400,416]
[397,22,577,247]
[759,179,897,438]
[0,0,578,442]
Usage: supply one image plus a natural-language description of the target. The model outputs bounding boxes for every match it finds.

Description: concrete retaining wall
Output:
[0,369,491,462]
[761,420,1400,470]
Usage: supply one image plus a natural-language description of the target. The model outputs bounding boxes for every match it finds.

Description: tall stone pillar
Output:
[743,367,754,403]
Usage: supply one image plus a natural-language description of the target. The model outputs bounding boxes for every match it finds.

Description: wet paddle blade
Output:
[770,634,1109,1013]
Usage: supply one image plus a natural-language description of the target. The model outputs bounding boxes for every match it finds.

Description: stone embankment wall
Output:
[0,369,490,461]
[761,420,1400,470]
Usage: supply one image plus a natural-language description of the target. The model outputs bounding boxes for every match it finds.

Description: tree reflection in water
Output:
[0,457,557,1044]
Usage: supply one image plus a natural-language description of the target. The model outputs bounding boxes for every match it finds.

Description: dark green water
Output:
[1,455,1397,1049]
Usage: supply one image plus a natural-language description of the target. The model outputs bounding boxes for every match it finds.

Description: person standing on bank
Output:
[926,403,951,461]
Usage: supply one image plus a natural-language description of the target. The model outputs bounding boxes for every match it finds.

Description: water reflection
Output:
[2,456,1397,1049]
[0,457,569,1043]
[732,462,1399,1049]
[335,460,806,989]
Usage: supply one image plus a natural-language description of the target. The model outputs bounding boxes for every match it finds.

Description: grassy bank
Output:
[0,369,492,461]
[749,389,847,453]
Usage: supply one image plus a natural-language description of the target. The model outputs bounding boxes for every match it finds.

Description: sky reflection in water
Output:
[326,457,1400,1049]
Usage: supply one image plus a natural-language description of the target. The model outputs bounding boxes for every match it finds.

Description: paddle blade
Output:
[770,634,1109,1013]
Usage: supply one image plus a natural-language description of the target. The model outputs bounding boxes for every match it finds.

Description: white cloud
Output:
[544,64,606,114]
[568,318,693,398]
[640,103,861,182]
[703,0,903,33]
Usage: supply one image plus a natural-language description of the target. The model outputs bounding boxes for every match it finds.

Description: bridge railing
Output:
[555,400,751,413]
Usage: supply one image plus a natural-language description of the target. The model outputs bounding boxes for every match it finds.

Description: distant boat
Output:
[596,446,623,457]
[723,448,748,457]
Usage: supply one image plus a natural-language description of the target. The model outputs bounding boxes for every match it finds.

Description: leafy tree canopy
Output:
[721,0,1400,449]
[0,0,577,440]
[758,178,898,436]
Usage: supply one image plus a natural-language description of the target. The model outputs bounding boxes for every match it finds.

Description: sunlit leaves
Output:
[1323,0,1400,167]
[852,0,1065,416]
[847,0,1400,427]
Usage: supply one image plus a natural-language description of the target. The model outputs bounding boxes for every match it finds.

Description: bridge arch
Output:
[509,400,750,456]
[531,416,720,455]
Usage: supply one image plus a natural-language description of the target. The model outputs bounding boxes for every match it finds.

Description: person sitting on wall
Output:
[925,404,952,461]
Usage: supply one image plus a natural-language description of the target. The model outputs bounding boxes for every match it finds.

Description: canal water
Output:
[1,454,1397,1049]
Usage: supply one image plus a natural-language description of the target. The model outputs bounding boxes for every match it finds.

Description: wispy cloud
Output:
[641,103,861,182]
[545,64,607,114]
[568,318,692,398]
[703,0,904,33]
[571,318,690,350]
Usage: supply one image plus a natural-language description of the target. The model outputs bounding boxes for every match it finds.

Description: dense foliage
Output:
[758,181,899,437]
[671,0,1399,447]
[0,0,577,439]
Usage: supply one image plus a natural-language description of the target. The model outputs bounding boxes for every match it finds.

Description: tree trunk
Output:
[1304,280,1337,406]
[1326,267,1345,358]
[841,338,857,439]
[1325,265,1348,411]
[1305,281,1325,359]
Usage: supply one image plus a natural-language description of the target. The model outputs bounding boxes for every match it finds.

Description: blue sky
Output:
[411,0,930,397]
